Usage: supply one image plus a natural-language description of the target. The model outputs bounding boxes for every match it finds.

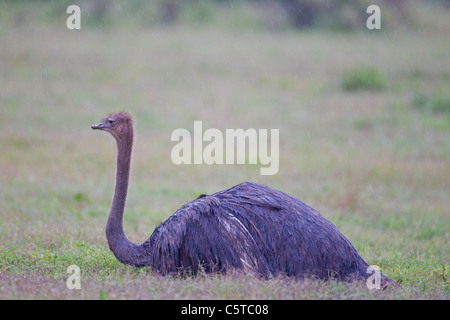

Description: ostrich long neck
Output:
[106,127,148,266]
[108,137,132,236]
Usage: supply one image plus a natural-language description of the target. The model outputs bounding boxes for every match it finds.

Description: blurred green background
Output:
[0,0,449,299]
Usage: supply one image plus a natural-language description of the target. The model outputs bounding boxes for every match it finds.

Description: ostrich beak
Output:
[91,123,104,130]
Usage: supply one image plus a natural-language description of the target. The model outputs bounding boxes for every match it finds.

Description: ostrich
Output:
[91,112,395,286]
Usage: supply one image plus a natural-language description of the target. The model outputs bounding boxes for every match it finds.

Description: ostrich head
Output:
[91,112,133,142]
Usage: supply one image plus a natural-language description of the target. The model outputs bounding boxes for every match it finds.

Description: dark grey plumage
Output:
[146,182,369,280]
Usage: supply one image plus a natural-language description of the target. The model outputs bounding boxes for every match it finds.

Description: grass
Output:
[341,67,386,91]
[413,92,450,115]
[0,1,449,300]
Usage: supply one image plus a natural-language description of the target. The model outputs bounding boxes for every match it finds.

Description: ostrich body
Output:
[91,112,392,283]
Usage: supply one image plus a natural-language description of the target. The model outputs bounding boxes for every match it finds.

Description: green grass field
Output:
[0,1,449,299]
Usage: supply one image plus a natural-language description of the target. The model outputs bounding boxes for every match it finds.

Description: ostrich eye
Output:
[108,119,115,125]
